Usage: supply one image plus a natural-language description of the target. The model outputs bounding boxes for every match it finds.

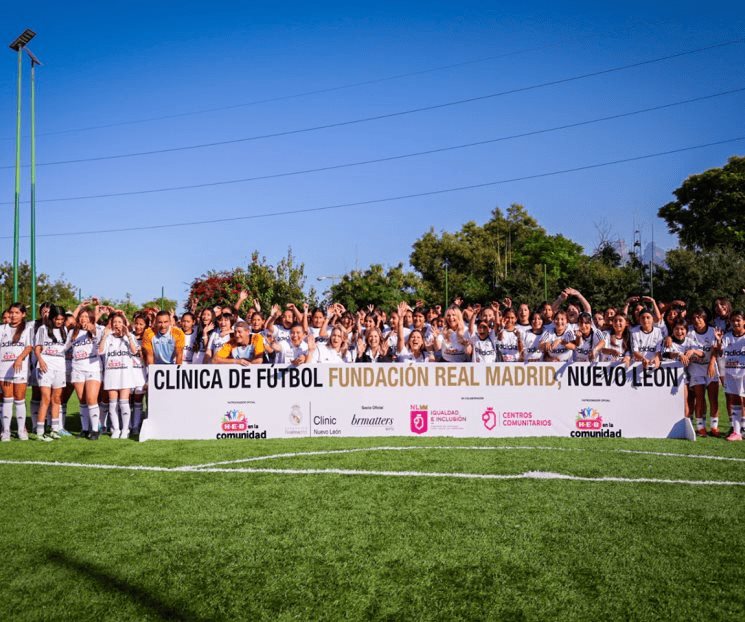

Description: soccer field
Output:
[1,431,744,621]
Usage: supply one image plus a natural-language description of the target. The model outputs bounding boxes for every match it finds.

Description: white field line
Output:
[0,458,743,487]
[183,445,578,470]
[185,445,745,470]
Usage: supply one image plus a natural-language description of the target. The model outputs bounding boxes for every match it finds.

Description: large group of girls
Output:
[1,287,744,442]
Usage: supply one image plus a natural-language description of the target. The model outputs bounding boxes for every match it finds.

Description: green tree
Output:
[658,155,745,251]
[187,248,317,316]
[410,204,584,307]
[654,247,745,310]
[327,264,425,311]
[0,261,78,312]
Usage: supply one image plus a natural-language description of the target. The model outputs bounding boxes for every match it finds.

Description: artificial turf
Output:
[1,423,743,621]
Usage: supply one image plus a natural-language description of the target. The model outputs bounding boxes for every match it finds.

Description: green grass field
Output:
[1,398,744,621]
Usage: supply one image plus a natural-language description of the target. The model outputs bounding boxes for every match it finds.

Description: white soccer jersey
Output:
[687,326,717,372]
[182,330,199,363]
[539,328,574,362]
[522,331,545,362]
[494,329,521,362]
[313,346,345,364]
[601,332,630,362]
[275,341,308,365]
[66,325,104,370]
[272,324,292,345]
[661,335,697,362]
[437,330,470,362]
[395,347,430,363]
[0,323,34,363]
[35,325,68,370]
[721,331,745,377]
[470,334,497,363]
[630,326,663,361]
[573,327,605,362]
[101,333,135,370]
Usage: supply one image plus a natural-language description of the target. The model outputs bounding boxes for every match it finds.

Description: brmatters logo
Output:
[410,405,428,435]
[571,407,621,438]
[217,409,267,440]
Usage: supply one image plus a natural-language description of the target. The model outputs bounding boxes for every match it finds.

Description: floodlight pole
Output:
[9,29,36,303]
[12,46,22,301]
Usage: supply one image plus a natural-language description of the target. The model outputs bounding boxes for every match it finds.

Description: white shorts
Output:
[131,366,147,391]
[0,362,28,385]
[37,366,67,389]
[688,371,719,387]
[71,366,102,384]
[104,366,135,391]
[724,374,745,398]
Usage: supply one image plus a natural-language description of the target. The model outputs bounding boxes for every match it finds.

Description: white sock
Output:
[732,406,742,428]
[14,400,26,434]
[80,404,90,433]
[696,417,705,430]
[60,403,67,428]
[710,416,719,430]
[108,402,120,433]
[99,402,108,431]
[132,402,143,431]
[88,404,100,433]
[1,398,12,434]
[118,400,131,434]
[31,399,39,429]
[733,412,742,435]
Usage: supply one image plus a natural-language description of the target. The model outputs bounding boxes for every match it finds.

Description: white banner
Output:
[140,362,690,441]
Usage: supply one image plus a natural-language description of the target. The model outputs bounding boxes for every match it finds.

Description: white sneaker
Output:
[120,430,130,440]
[38,434,53,442]
[1,431,10,442]
[111,430,121,439]
[17,429,28,441]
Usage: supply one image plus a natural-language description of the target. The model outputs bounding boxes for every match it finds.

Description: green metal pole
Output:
[30,59,37,321]
[543,264,547,301]
[444,265,448,310]
[160,286,164,310]
[13,46,22,302]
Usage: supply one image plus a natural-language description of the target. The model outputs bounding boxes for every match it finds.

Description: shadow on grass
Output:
[45,549,213,622]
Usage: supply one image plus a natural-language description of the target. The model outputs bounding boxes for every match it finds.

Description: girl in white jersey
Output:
[0,303,34,441]
[572,313,606,362]
[600,314,631,366]
[711,310,745,441]
[395,302,434,363]
[522,311,545,362]
[312,327,351,364]
[469,317,497,363]
[494,308,523,362]
[204,312,234,364]
[99,312,138,439]
[66,307,104,439]
[712,297,732,333]
[34,305,68,441]
[630,310,663,369]
[436,307,471,362]
[130,312,149,435]
[686,307,721,437]
[180,312,199,364]
[540,310,574,362]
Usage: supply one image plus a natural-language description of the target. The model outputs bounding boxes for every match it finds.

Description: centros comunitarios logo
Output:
[221,409,248,433]
[410,405,428,435]
[482,407,497,430]
[576,407,602,430]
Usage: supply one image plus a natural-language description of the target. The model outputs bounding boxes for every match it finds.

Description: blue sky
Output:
[0,2,743,307]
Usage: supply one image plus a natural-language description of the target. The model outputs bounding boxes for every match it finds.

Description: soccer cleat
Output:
[709,428,720,438]
[49,430,61,440]
[1,431,10,442]
[38,434,53,442]
[88,432,100,441]
[57,429,72,437]
[110,430,121,440]
[17,429,28,441]
[696,428,708,438]
[79,431,89,439]
[726,432,743,442]
[120,430,130,440]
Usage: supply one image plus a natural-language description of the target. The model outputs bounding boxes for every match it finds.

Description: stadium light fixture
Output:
[8,30,36,301]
